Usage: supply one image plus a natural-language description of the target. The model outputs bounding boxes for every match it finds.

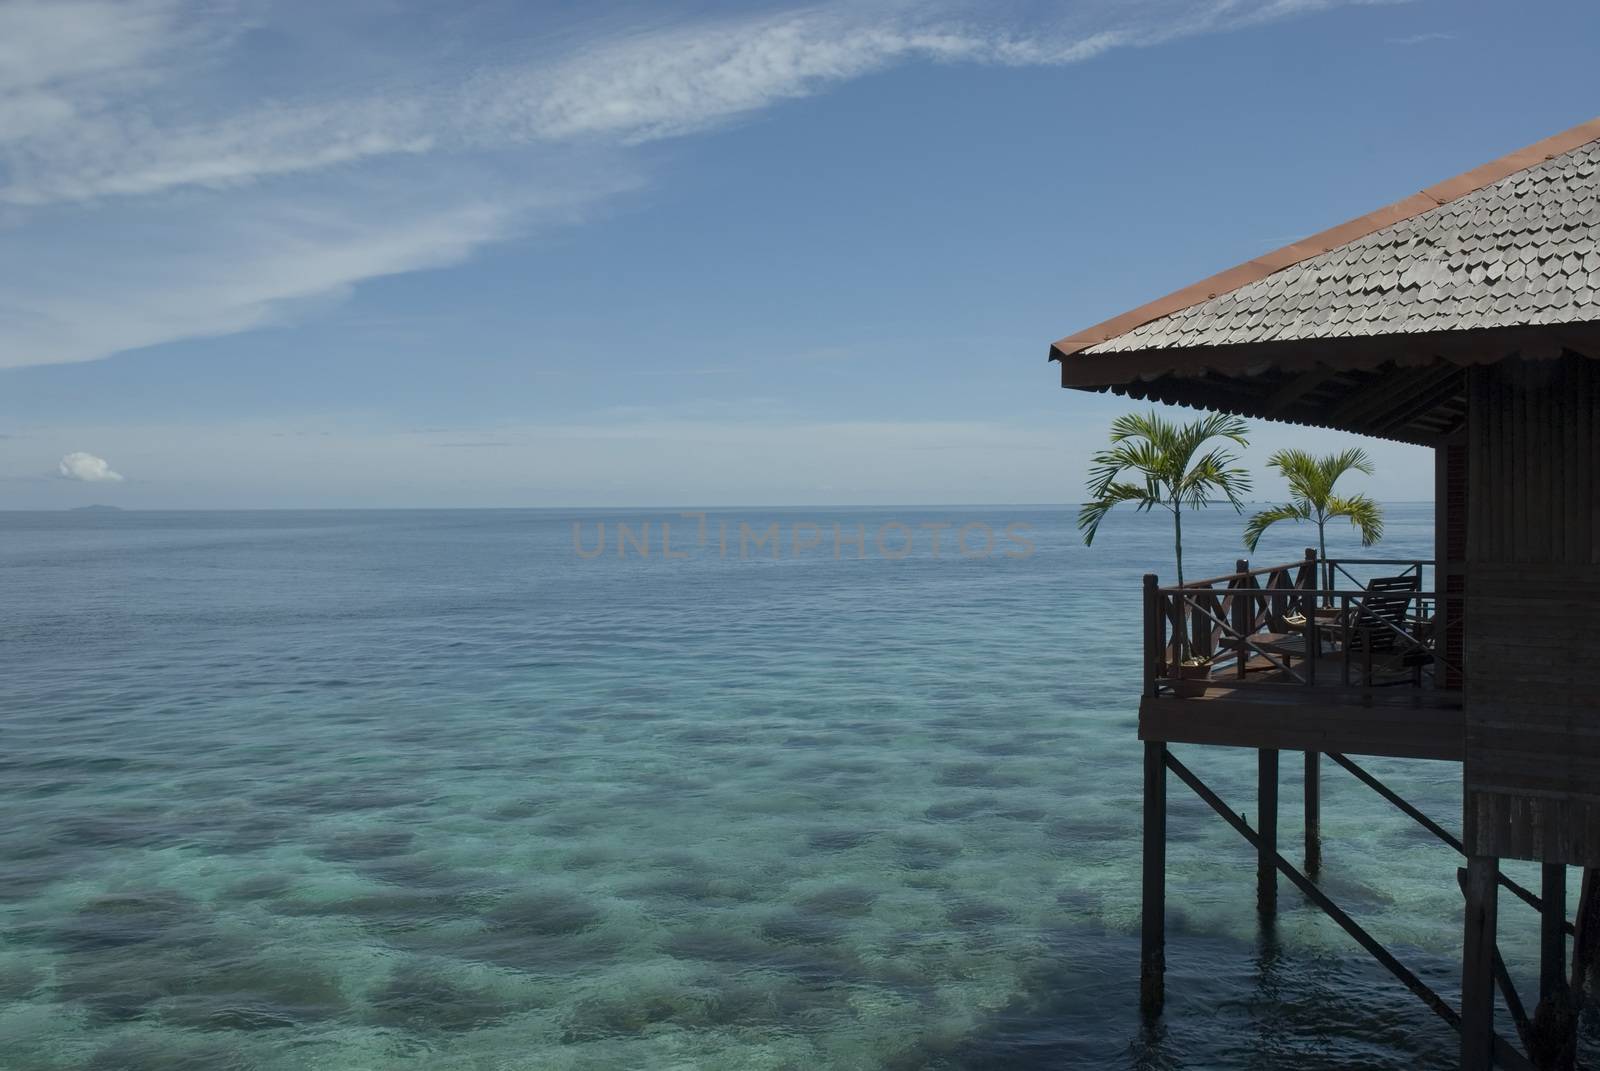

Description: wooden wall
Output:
[1465,354,1600,865]
[1436,432,1468,689]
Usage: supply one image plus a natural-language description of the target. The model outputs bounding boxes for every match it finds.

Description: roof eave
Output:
[1057,322,1600,392]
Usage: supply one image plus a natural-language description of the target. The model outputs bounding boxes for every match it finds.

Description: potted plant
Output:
[1079,410,1252,697]
[1171,656,1214,698]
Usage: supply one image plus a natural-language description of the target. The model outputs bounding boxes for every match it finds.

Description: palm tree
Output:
[1078,410,1253,593]
[1243,449,1385,574]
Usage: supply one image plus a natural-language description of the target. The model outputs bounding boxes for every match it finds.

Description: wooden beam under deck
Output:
[1139,687,1464,762]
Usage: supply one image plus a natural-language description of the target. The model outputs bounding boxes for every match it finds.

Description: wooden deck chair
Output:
[1349,574,1433,686]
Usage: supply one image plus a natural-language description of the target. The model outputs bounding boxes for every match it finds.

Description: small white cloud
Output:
[59,451,124,482]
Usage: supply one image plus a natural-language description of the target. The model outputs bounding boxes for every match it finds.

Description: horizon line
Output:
[7,500,1441,513]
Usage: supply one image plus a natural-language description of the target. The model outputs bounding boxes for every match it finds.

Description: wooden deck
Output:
[1140,556,1462,762]
[1140,682,1464,761]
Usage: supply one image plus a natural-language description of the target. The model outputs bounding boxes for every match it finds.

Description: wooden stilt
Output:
[1462,855,1499,1071]
[1141,739,1166,1017]
[1533,864,1573,1068]
[1304,750,1321,875]
[1573,867,1600,998]
[1140,573,1166,1018]
[1526,864,1576,1071]
[1258,748,1278,915]
[1173,753,1464,1030]
[1541,863,1568,1002]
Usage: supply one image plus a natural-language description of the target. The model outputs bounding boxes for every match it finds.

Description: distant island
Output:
[69,504,124,512]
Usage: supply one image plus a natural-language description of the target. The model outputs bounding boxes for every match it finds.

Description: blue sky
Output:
[2,0,1596,508]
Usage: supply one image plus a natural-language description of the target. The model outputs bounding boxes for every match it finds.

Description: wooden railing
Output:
[1142,552,1461,698]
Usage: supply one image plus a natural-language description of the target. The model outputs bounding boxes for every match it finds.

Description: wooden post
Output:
[1462,856,1499,1071]
[1529,863,1576,1071]
[1541,863,1568,1003]
[1141,739,1166,1017]
[1144,574,1160,694]
[1140,574,1165,1017]
[1304,552,1319,870]
[1306,590,1319,688]
[1340,593,1352,687]
[1258,748,1278,915]
[1303,546,1321,619]
[1173,751,1465,1030]
[1573,868,1600,997]
[1233,559,1249,680]
[1304,750,1321,876]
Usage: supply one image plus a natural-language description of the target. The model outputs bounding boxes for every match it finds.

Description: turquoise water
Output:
[0,505,1590,1069]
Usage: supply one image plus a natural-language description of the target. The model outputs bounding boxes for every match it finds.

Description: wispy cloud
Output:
[0,0,1382,369]
[477,9,1141,147]
[0,1,240,170]
[1385,31,1454,45]
[0,169,629,367]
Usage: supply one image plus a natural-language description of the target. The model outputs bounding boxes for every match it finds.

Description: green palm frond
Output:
[1181,412,1251,457]
[1086,440,1166,499]
[1106,410,1166,444]
[1319,448,1375,487]
[1078,409,1252,548]
[1078,481,1162,546]
[1265,448,1325,502]
[1243,501,1309,552]
[1327,493,1385,547]
[1178,446,1252,512]
[1082,409,1254,658]
[1255,447,1385,555]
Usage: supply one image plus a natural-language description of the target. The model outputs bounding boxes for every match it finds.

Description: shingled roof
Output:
[1090,140,1600,352]
[1051,119,1600,445]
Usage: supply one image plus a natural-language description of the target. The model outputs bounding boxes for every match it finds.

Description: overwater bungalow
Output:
[1049,118,1600,1070]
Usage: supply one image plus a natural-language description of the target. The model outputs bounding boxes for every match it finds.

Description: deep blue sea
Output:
[1,504,1590,1069]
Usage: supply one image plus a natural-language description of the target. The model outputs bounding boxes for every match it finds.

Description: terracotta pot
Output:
[1169,660,1212,698]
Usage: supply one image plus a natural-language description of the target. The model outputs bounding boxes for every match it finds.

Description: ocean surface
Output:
[1,504,1593,1070]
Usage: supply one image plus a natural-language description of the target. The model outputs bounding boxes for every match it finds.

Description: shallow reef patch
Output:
[364,962,523,1032]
